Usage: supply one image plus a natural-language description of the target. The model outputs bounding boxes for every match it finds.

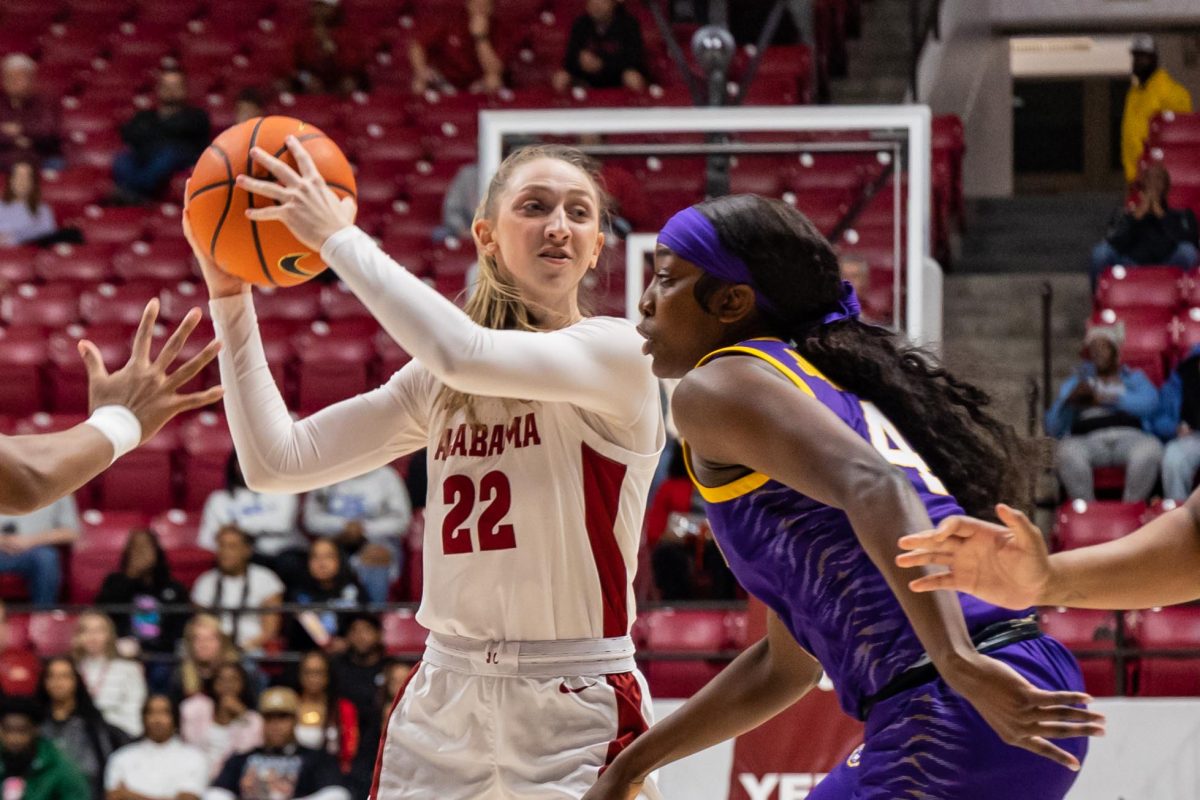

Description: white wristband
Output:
[84,406,142,464]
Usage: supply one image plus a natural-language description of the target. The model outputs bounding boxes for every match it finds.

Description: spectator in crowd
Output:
[0,696,89,800]
[1091,163,1199,288]
[330,613,385,724]
[112,68,211,203]
[1154,342,1200,501]
[0,54,62,170]
[38,657,128,800]
[408,0,505,94]
[284,540,363,654]
[0,492,78,608]
[0,600,39,696]
[378,661,412,729]
[435,162,480,243]
[1122,34,1193,185]
[839,255,888,326]
[204,687,348,800]
[0,160,56,247]
[199,455,305,579]
[291,651,359,777]
[180,663,263,781]
[302,465,410,603]
[95,528,189,693]
[104,695,208,800]
[191,528,284,654]
[233,89,266,125]
[72,611,147,738]
[1046,324,1163,502]
[292,0,368,95]
[554,0,648,93]
[170,614,243,703]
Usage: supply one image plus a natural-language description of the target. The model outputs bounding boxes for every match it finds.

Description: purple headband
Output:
[658,206,861,327]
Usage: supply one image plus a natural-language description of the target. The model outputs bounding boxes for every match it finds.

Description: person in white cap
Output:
[1046,323,1163,502]
[1122,33,1193,185]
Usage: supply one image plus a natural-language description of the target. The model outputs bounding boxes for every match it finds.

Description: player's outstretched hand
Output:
[83,299,224,444]
[895,504,1051,610]
[580,769,643,800]
[944,651,1104,772]
[238,136,357,252]
[182,181,248,300]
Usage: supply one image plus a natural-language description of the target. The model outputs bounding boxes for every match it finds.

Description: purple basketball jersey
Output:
[687,338,1032,718]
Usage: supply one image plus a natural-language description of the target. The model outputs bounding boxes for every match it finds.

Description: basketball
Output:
[185,116,357,287]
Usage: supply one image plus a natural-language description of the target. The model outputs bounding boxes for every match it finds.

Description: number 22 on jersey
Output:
[441,471,518,554]
[859,402,949,495]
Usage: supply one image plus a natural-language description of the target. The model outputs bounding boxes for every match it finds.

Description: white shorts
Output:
[369,633,658,800]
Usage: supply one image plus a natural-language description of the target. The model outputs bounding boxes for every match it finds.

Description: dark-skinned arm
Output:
[669,357,1101,768]
[584,613,823,800]
[1044,494,1200,608]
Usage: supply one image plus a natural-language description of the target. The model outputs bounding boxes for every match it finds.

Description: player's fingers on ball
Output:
[249,146,300,185]
[1023,737,1081,771]
[286,135,319,178]
[245,206,288,222]
[154,309,201,369]
[235,174,289,202]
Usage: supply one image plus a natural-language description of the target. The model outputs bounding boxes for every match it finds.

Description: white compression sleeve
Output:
[210,293,429,493]
[320,226,656,425]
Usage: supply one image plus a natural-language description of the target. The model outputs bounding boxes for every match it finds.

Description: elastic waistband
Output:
[858,617,1043,721]
[422,632,637,677]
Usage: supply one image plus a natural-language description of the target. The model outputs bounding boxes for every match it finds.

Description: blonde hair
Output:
[71,610,118,661]
[442,144,610,415]
[180,613,241,697]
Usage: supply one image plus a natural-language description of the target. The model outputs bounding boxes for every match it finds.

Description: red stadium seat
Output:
[1132,607,1200,697]
[1150,112,1200,147]
[96,420,180,512]
[0,327,48,416]
[158,282,208,324]
[79,282,161,327]
[0,650,40,696]
[47,324,134,413]
[34,242,116,284]
[0,247,37,284]
[640,608,731,698]
[1038,608,1119,696]
[1095,266,1183,311]
[1173,307,1200,353]
[112,240,195,283]
[73,206,150,246]
[1053,500,1146,551]
[28,611,80,657]
[0,284,80,330]
[382,609,428,657]
[374,329,412,382]
[178,412,233,510]
[76,509,151,554]
[320,282,372,320]
[149,509,202,549]
[39,167,107,208]
[292,321,377,413]
[252,283,323,325]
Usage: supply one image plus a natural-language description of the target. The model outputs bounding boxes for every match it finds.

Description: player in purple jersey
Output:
[584,195,1105,800]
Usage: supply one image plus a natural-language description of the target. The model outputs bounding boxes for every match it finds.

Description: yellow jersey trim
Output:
[680,441,771,504]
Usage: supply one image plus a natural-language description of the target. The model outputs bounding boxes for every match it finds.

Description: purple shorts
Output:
[810,636,1089,800]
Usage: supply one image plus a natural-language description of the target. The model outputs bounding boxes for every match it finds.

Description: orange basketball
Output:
[185,116,356,287]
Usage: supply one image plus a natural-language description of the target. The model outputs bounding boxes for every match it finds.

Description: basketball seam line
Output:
[188,181,231,201]
[246,117,276,286]
[207,144,234,265]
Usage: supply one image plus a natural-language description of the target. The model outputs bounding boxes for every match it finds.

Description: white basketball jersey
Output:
[415,391,662,642]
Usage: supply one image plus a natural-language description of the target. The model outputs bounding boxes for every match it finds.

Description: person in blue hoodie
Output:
[1046,323,1162,501]
[1153,342,1200,500]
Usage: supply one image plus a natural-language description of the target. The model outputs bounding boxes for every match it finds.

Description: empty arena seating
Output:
[637,607,743,698]
[1131,607,1200,697]
[1053,500,1147,551]
[1038,608,1121,696]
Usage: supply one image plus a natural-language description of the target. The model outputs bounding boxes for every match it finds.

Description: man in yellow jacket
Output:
[1122,34,1193,184]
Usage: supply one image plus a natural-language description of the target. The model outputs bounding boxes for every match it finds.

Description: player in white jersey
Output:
[185,142,665,799]
[0,300,221,516]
